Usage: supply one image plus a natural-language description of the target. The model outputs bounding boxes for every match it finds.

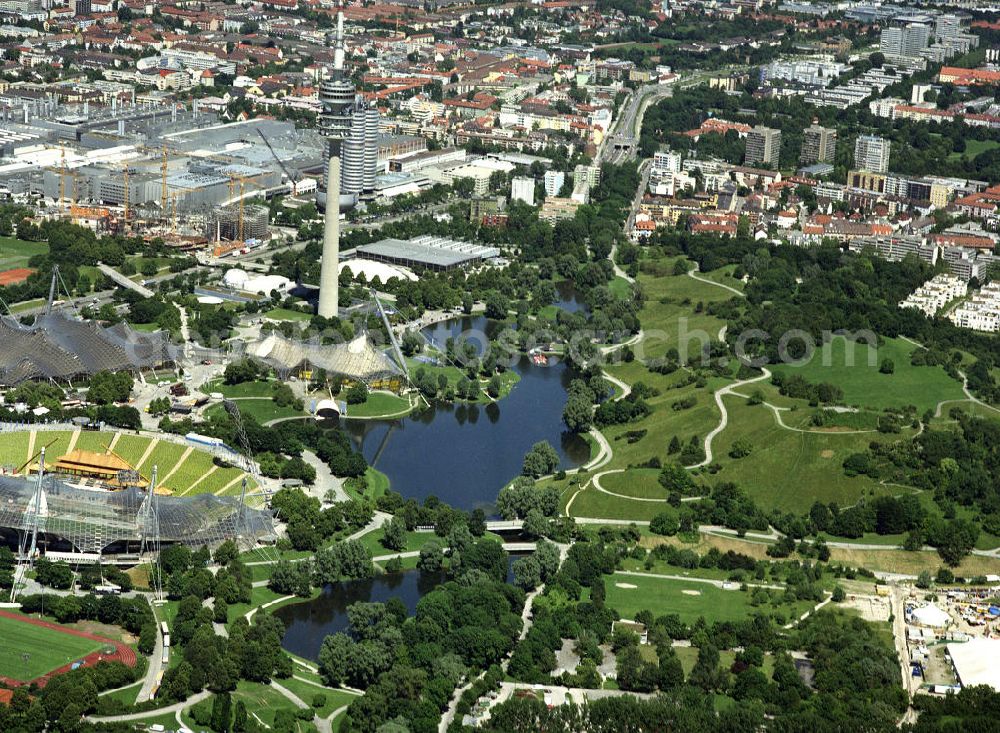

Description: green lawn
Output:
[950,139,1000,160]
[696,264,745,293]
[274,676,357,719]
[99,681,143,705]
[770,336,965,413]
[137,440,187,474]
[201,378,283,398]
[566,484,665,522]
[344,392,411,418]
[710,397,908,512]
[264,307,314,322]
[604,572,811,625]
[608,276,632,300]
[0,236,47,272]
[599,469,668,499]
[127,322,161,333]
[628,257,733,362]
[359,528,433,557]
[204,398,304,424]
[109,433,150,469]
[0,613,105,681]
[229,680,317,731]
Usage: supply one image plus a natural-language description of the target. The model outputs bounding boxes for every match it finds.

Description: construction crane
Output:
[161,146,169,216]
[226,173,260,242]
[256,129,302,195]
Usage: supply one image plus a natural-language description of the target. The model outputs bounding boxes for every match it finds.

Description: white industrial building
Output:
[947,638,1000,691]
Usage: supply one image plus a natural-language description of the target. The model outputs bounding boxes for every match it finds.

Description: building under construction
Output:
[206,203,270,243]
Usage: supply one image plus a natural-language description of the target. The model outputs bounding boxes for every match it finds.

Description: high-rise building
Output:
[543,170,565,197]
[745,126,782,167]
[854,134,891,173]
[880,23,930,59]
[511,177,535,205]
[800,122,837,165]
[317,13,380,210]
[935,14,963,43]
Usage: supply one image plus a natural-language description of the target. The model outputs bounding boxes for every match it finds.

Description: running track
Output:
[0,609,137,689]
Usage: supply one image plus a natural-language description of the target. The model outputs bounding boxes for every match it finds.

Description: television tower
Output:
[318,156,340,318]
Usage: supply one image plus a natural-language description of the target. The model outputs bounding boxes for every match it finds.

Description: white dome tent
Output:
[910,603,950,628]
[222,268,249,289]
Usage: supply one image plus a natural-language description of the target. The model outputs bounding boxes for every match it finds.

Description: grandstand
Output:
[0,311,178,385]
[0,429,252,497]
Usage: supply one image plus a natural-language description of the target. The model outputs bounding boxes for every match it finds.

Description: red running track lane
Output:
[0,609,137,689]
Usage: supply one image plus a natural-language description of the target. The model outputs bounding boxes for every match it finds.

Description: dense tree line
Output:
[327,560,526,732]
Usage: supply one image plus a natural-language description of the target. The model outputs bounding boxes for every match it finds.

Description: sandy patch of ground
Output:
[842,594,891,622]
[615,582,638,589]
[820,450,834,458]
[681,590,702,596]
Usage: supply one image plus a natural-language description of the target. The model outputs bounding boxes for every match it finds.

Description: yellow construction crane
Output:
[227,173,260,242]
[239,179,245,242]
[161,146,169,215]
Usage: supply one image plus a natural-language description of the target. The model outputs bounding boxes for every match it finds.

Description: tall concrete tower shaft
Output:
[318,156,340,318]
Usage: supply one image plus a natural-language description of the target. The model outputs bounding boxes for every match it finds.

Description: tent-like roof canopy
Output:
[247,333,402,384]
[0,311,178,385]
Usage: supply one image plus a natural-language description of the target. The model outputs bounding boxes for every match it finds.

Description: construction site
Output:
[4,106,323,252]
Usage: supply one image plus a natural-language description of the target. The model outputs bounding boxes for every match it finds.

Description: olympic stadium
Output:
[0,473,275,559]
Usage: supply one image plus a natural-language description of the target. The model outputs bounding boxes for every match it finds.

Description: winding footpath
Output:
[686,263,745,298]
[87,691,212,723]
[690,368,771,468]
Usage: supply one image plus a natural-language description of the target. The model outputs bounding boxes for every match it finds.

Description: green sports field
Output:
[0,237,48,273]
[0,614,104,681]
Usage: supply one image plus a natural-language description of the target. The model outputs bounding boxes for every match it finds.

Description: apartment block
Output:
[800,123,837,165]
[745,126,782,167]
[854,134,891,173]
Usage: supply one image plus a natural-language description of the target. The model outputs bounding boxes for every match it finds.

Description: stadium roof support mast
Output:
[223,400,259,545]
[372,289,408,379]
[139,466,164,602]
[12,447,46,603]
[45,265,59,317]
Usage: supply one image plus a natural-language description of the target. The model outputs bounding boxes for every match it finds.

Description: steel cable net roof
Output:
[247,333,402,384]
[0,475,274,554]
[0,312,179,385]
